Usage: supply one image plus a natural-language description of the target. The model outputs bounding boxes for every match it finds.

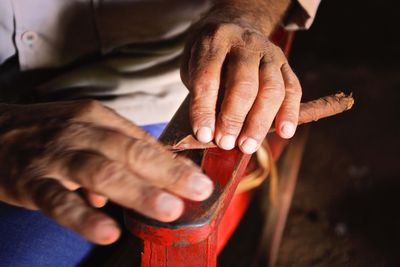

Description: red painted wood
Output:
[125,148,251,266]
[126,219,215,246]
[216,191,252,254]
[141,231,217,267]
[215,135,289,254]
[124,27,295,267]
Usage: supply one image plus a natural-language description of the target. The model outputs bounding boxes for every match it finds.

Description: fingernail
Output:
[241,138,258,154]
[196,127,213,143]
[93,196,107,208]
[280,122,296,138]
[98,221,120,244]
[187,173,213,200]
[156,193,184,219]
[218,135,236,150]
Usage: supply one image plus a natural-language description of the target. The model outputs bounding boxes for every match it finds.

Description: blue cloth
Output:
[0,123,167,267]
[0,202,93,267]
[141,123,167,139]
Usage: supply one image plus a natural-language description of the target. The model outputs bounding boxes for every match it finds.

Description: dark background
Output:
[85,1,400,266]
[277,0,400,266]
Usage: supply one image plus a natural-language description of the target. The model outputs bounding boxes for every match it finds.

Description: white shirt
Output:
[0,0,320,125]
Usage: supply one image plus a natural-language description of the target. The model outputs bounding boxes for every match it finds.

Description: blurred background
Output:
[276,0,400,266]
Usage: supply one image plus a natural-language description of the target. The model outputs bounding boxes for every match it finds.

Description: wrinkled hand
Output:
[181,20,302,154]
[0,101,213,244]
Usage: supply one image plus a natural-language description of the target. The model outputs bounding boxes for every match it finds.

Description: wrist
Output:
[206,0,291,36]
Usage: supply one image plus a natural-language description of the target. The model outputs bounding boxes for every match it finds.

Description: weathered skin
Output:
[0,101,213,244]
[181,0,302,154]
[0,0,300,245]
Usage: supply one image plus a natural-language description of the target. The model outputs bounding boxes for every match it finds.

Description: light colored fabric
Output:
[38,58,189,125]
[36,34,189,125]
[0,0,320,70]
[93,0,211,53]
[4,0,212,70]
[0,1,16,65]
[0,0,320,125]
[11,0,99,70]
[284,0,321,30]
[103,76,188,125]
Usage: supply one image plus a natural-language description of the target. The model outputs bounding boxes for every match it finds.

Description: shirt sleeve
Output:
[283,0,321,30]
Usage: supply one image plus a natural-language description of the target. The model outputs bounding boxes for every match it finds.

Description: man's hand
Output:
[181,0,302,154]
[0,101,213,245]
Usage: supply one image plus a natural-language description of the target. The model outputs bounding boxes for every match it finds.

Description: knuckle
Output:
[84,99,103,110]
[165,163,194,188]
[30,180,79,217]
[48,192,79,218]
[231,81,258,98]
[274,45,286,58]
[241,30,262,48]
[189,61,219,85]
[126,139,177,176]
[286,77,300,91]
[190,108,215,125]
[200,36,220,56]
[132,186,158,208]
[77,99,104,115]
[263,43,285,63]
[190,91,218,125]
[192,79,219,94]
[127,139,160,166]
[28,180,53,205]
[287,84,302,99]
[58,122,90,146]
[260,81,285,100]
[210,23,229,38]
[91,161,126,190]
[198,25,226,52]
[244,123,266,140]
[284,75,302,97]
[196,23,230,55]
[63,122,88,136]
[121,184,153,209]
[218,113,244,132]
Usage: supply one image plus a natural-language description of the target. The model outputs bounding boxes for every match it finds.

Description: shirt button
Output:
[21,31,38,47]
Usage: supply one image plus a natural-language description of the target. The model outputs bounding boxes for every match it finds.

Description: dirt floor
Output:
[274,1,400,266]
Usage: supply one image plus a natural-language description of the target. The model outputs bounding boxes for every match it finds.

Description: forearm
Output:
[208,0,292,35]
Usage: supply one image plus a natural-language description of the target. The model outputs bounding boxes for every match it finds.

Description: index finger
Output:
[57,123,214,202]
[74,100,158,145]
[188,35,229,143]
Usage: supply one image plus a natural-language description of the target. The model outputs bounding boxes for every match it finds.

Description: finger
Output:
[51,151,185,222]
[238,62,285,154]
[75,100,158,145]
[60,180,80,191]
[275,63,302,139]
[84,189,108,208]
[188,36,229,143]
[61,124,213,201]
[215,48,260,150]
[28,178,120,245]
